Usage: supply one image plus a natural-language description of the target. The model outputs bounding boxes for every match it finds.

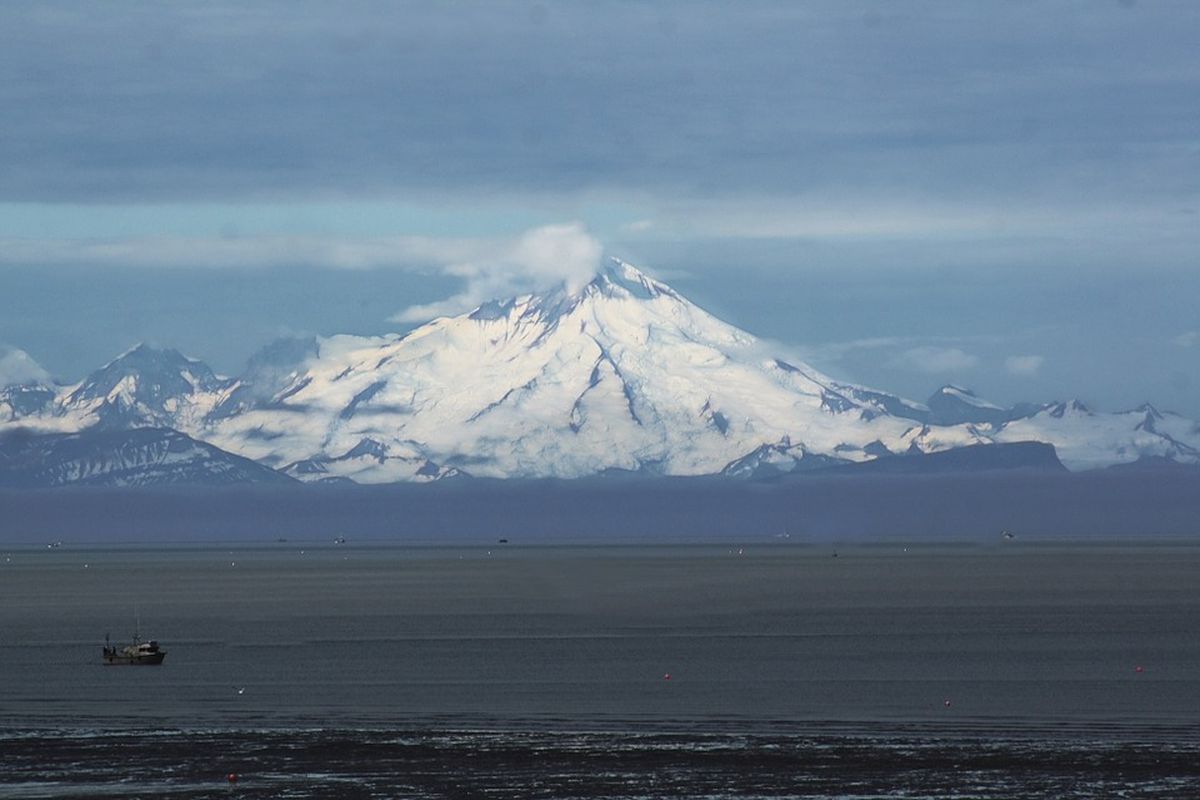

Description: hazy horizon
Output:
[3,467,1198,545]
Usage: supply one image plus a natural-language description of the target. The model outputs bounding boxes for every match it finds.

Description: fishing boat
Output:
[103,630,166,665]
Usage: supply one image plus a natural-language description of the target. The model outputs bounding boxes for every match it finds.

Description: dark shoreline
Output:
[4,724,1199,800]
[6,713,1200,742]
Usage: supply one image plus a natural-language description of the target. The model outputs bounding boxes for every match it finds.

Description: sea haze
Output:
[2,542,1199,797]
[2,468,1199,545]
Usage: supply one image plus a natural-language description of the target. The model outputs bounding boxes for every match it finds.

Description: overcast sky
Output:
[1,1,1197,414]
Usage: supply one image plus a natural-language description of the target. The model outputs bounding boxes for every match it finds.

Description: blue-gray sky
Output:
[1,1,1197,414]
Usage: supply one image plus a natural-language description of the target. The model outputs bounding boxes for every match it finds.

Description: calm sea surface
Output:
[2,541,1198,797]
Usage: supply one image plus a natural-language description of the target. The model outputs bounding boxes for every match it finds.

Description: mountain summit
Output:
[203,259,969,481]
[60,344,233,430]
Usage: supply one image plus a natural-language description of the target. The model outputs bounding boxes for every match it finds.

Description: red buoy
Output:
[1135,665,1145,673]
[943,699,952,708]
[227,772,238,783]
[663,673,672,680]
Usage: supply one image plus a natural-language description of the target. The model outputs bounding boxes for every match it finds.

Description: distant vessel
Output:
[103,631,166,665]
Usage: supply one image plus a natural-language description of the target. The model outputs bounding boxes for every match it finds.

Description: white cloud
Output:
[0,234,489,271]
[1005,354,1045,376]
[509,222,603,294]
[0,225,602,291]
[688,203,1002,240]
[390,222,602,322]
[0,222,605,325]
[798,336,909,363]
[888,346,979,374]
[649,197,1200,260]
[0,346,52,387]
[1175,331,1199,348]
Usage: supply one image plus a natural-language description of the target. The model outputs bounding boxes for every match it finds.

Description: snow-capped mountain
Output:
[992,401,1200,471]
[52,344,236,432]
[921,384,1046,427]
[0,427,294,488]
[925,385,1011,426]
[200,260,989,481]
[2,259,1198,483]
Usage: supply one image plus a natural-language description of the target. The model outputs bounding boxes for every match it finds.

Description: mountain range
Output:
[3,260,1198,487]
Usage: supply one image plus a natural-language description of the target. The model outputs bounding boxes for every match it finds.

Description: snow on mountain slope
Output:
[1,384,57,422]
[205,261,936,480]
[0,427,296,488]
[993,401,1200,470]
[52,344,236,432]
[1147,406,1200,451]
[926,385,1013,426]
[938,385,1003,410]
[209,336,320,421]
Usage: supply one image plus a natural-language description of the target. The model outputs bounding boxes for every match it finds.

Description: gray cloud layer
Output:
[3,1,1197,214]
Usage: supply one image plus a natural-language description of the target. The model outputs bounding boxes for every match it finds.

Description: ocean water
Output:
[2,541,1198,798]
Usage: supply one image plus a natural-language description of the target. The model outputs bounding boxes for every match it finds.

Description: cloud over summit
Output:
[391,222,603,323]
[0,346,51,387]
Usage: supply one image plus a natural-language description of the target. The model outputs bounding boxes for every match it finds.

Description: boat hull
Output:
[102,651,166,665]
